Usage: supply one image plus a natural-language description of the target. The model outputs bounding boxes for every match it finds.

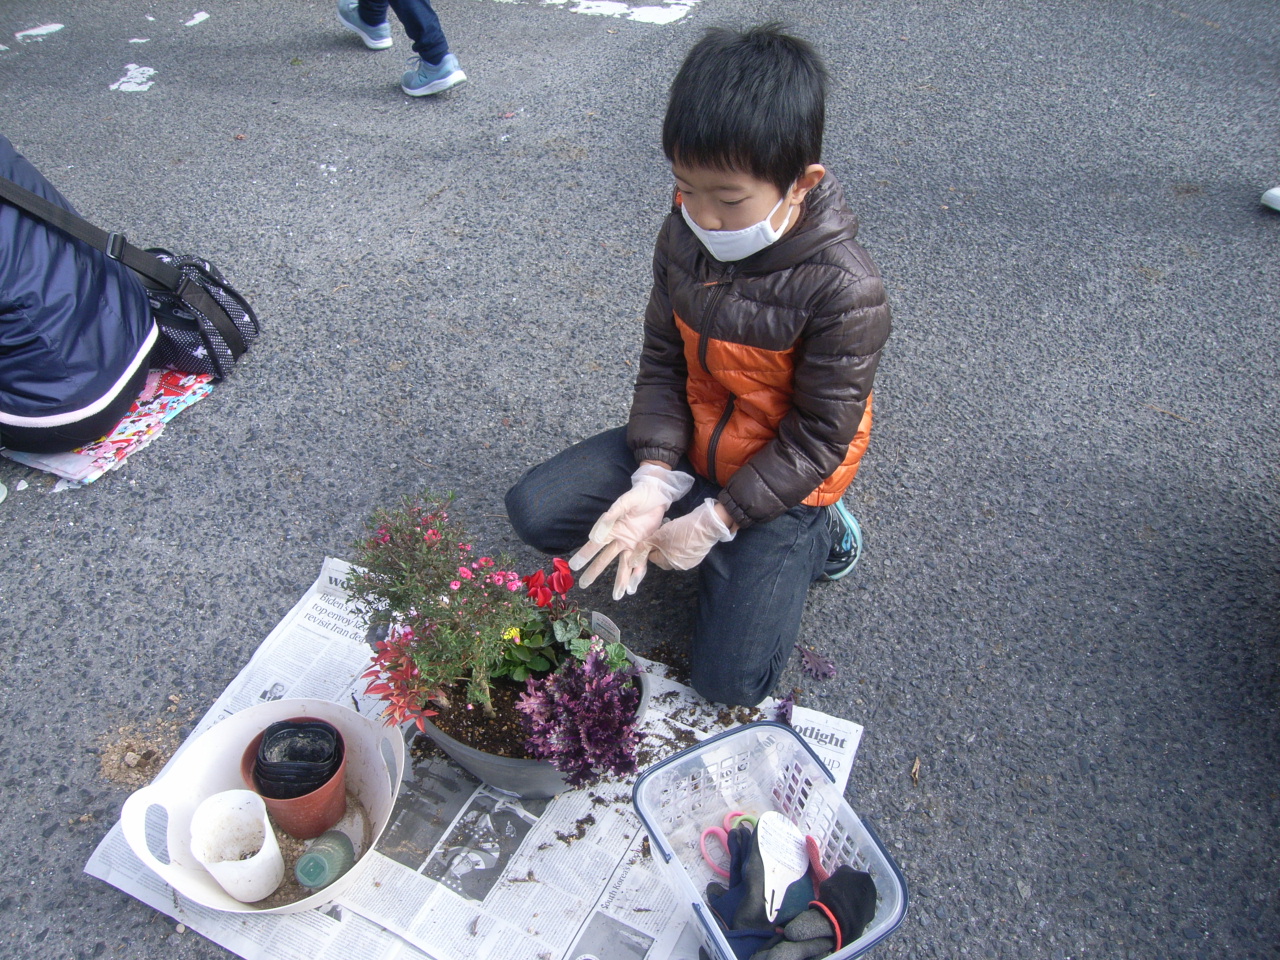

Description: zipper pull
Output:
[702,265,737,287]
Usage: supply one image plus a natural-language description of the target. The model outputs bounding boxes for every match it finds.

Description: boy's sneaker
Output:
[402,54,466,96]
[336,0,392,50]
[821,499,863,582]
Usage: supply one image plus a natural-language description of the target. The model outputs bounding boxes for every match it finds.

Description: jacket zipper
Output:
[706,394,735,486]
[698,265,737,485]
[698,266,736,374]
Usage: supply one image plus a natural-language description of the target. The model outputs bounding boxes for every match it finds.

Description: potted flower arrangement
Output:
[347,492,647,797]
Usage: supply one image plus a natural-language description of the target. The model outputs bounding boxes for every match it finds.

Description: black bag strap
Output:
[179,275,248,357]
[0,174,182,291]
[0,173,251,363]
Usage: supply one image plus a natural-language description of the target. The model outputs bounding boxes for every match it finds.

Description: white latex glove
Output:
[570,464,694,598]
[646,498,737,572]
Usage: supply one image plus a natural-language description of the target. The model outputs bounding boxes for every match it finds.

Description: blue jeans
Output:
[504,428,834,706]
[358,0,449,64]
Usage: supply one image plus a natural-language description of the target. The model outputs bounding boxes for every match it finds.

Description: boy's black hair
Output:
[663,23,828,193]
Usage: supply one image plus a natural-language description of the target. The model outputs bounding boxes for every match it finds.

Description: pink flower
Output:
[458,567,473,580]
[450,581,461,590]
[478,557,494,567]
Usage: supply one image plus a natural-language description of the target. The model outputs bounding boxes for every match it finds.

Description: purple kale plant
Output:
[796,644,837,680]
[516,646,641,788]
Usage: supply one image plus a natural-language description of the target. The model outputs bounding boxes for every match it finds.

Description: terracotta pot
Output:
[422,662,651,800]
[240,723,347,840]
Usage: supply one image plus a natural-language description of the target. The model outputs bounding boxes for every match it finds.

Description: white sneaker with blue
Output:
[402,54,466,96]
[336,0,392,50]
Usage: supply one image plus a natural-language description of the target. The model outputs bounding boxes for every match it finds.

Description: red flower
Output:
[549,557,574,595]
[522,569,552,607]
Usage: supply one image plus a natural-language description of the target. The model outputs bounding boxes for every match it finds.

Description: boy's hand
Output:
[645,499,737,572]
[569,464,694,599]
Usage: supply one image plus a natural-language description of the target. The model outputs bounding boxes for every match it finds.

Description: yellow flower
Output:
[502,627,521,644]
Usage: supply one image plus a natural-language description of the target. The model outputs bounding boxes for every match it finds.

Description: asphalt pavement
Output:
[1,1,1277,958]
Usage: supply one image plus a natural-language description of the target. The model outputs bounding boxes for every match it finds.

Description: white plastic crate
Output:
[632,721,907,960]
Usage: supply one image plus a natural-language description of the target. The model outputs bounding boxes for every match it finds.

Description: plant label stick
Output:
[756,811,810,922]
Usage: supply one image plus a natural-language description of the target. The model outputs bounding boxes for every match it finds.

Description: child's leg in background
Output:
[689,503,832,706]
[359,0,450,64]
[505,427,636,556]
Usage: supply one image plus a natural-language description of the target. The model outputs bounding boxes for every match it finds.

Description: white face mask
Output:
[680,188,794,262]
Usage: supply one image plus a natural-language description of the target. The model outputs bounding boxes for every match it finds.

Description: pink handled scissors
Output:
[699,811,758,878]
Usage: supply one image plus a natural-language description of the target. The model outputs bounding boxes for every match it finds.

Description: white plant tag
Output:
[590,611,621,645]
[756,811,809,922]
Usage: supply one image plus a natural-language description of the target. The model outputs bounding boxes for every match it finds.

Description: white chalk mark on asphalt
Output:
[185,12,210,27]
[489,0,699,24]
[110,64,157,92]
[15,23,65,42]
[624,4,694,23]
[129,38,150,43]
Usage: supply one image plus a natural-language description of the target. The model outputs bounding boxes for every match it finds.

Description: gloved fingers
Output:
[731,820,771,929]
[625,551,650,596]
[608,508,666,551]
[780,908,835,943]
[577,539,624,589]
[613,549,650,601]
[568,537,606,572]
[815,866,878,946]
[585,498,629,545]
[727,822,754,888]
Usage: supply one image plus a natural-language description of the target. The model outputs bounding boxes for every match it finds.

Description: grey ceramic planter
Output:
[421,664,651,800]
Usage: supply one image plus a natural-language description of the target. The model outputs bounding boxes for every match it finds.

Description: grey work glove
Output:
[569,464,693,600]
[748,866,878,960]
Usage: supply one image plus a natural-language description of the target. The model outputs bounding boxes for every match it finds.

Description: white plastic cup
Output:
[189,789,284,903]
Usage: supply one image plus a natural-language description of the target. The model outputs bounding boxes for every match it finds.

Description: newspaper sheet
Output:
[86,558,863,960]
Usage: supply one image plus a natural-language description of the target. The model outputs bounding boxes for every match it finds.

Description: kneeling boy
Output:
[506,24,891,707]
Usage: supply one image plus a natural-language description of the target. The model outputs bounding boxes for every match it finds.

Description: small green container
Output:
[295,830,355,890]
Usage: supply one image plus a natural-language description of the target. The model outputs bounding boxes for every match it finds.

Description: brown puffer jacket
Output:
[627,174,891,528]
